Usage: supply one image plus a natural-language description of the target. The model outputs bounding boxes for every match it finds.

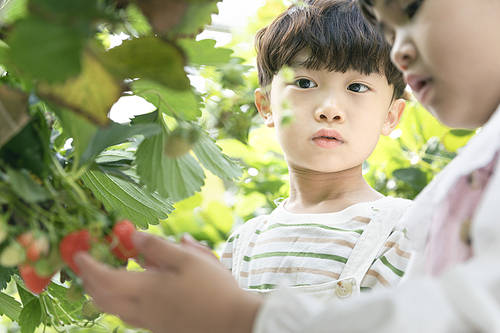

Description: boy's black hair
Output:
[357,0,378,24]
[255,0,406,99]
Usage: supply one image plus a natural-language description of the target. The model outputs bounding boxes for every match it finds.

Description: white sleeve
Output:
[253,258,500,333]
[253,181,500,333]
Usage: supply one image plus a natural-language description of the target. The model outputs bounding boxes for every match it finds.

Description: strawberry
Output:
[59,230,91,275]
[17,232,50,263]
[16,232,34,248]
[106,220,137,261]
[19,264,54,294]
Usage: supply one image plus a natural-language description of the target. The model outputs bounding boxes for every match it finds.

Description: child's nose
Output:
[314,106,345,123]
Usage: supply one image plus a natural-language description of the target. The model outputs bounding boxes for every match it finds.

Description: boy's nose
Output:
[314,106,344,123]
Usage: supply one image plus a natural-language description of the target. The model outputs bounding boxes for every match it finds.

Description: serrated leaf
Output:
[0,84,30,148]
[136,127,205,201]
[178,39,233,66]
[0,266,15,290]
[0,292,22,321]
[18,298,42,333]
[132,80,200,121]
[80,121,161,165]
[5,168,50,203]
[168,1,219,36]
[193,131,242,181]
[81,169,174,228]
[101,36,189,91]
[45,282,86,323]
[7,18,85,83]
[38,51,122,125]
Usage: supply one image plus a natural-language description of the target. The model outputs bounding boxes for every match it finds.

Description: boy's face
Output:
[370,0,500,129]
[255,53,404,173]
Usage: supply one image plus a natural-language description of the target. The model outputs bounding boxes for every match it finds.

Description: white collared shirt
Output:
[253,105,500,333]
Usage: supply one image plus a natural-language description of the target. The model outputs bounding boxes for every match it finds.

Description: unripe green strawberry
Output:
[164,125,199,158]
[0,241,25,267]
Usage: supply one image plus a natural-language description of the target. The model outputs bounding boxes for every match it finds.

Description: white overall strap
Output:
[338,199,407,284]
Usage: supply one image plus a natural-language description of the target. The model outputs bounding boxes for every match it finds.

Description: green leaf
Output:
[0,266,15,290]
[38,51,122,125]
[80,121,161,165]
[168,1,219,36]
[125,4,152,36]
[132,80,201,121]
[101,36,189,91]
[178,39,233,66]
[81,169,174,228]
[29,0,103,23]
[0,0,28,25]
[54,108,97,162]
[15,277,36,306]
[5,168,50,203]
[18,298,42,333]
[136,125,205,201]
[7,18,85,83]
[0,292,22,321]
[193,131,242,181]
[45,282,86,323]
[392,167,428,192]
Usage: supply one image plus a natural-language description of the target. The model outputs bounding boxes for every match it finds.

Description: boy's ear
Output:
[381,98,406,136]
[255,88,274,127]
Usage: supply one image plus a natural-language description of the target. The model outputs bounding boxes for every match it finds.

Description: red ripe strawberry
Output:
[59,230,91,275]
[106,220,137,261]
[19,264,53,294]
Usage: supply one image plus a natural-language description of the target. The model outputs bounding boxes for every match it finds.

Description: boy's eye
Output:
[347,83,369,93]
[294,78,317,89]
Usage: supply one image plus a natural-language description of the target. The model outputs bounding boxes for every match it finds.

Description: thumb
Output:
[132,231,188,270]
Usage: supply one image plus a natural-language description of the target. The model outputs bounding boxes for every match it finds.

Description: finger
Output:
[132,231,189,270]
[75,252,132,295]
[180,234,219,261]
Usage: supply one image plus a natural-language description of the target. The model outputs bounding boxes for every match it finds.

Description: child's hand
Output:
[74,232,262,333]
[180,233,220,262]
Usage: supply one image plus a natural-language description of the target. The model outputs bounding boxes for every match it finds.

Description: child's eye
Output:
[294,78,317,89]
[347,83,369,93]
[378,22,395,45]
[404,0,424,19]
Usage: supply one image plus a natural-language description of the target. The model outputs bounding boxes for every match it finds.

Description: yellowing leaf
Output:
[37,51,122,125]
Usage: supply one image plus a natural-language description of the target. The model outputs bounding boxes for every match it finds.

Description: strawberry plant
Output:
[0,0,243,331]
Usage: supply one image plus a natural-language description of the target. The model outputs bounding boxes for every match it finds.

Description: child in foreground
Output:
[74,0,500,332]
[221,0,411,299]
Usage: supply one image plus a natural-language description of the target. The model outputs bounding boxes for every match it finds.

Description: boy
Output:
[220,0,411,298]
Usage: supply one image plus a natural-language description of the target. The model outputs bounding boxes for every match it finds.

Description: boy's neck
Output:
[286,163,383,214]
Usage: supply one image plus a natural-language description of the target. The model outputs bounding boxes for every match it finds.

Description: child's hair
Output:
[255,0,406,99]
[356,0,378,24]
